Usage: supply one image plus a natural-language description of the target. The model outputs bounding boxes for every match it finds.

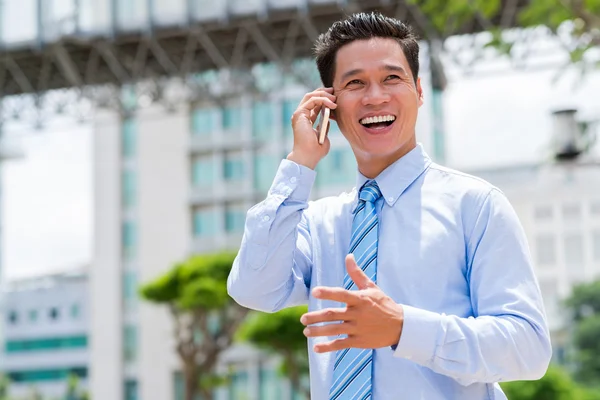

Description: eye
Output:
[346,79,362,86]
[385,75,401,81]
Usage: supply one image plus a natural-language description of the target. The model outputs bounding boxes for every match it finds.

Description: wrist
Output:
[389,304,404,349]
[287,151,319,170]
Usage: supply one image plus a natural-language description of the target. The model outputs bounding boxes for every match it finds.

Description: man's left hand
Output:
[301,254,404,353]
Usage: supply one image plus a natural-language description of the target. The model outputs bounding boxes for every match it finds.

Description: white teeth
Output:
[360,115,396,125]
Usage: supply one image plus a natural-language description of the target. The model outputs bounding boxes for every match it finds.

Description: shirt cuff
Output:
[393,305,443,365]
[269,159,316,202]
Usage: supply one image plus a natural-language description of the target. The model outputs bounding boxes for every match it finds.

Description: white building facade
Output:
[472,157,600,361]
[0,270,89,399]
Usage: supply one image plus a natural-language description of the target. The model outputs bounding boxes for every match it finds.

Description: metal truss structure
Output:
[0,0,533,129]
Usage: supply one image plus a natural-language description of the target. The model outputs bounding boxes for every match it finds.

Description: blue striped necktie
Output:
[329,180,382,400]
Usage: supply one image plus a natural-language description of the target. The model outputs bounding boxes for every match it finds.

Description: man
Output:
[227,11,551,400]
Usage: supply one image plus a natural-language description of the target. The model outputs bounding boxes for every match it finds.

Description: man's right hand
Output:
[287,87,337,170]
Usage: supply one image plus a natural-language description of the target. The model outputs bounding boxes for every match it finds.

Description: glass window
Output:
[565,233,585,282]
[592,231,600,262]
[591,201,600,216]
[8,311,17,324]
[122,221,137,260]
[252,101,274,140]
[225,203,246,233]
[5,336,87,353]
[192,107,216,136]
[535,234,556,266]
[49,307,60,320]
[29,310,37,322]
[8,367,87,383]
[259,365,281,400]
[534,206,553,222]
[562,204,581,221]
[71,304,80,319]
[122,118,136,158]
[228,368,248,400]
[317,148,355,187]
[253,154,278,192]
[124,379,138,400]
[122,170,136,209]
[282,99,299,137]
[565,233,584,265]
[123,270,138,303]
[123,325,138,363]
[192,157,215,187]
[193,208,217,237]
[222,105,242,132]
[224,152,245,181]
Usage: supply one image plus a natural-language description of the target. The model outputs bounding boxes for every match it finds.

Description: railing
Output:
[0,0,337,49]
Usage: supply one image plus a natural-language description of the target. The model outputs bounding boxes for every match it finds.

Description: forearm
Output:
[227,160,316,313]
[394,305,552,386]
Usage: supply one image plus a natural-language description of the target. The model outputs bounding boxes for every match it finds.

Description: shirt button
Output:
[388,196,395,203]
[290,177,297,184]
[262,215,271,222]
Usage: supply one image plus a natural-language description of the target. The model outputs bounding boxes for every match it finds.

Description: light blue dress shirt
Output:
[228,144,551,400]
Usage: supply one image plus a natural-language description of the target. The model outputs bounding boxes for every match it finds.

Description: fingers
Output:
[301,307,349,325]
[300,87,335,105]
[301,96,337,116]
[311,286,357,304]
[314,337,355,353]
[346,254,377,290]
[303,321,354,338]
[294,88,336,124]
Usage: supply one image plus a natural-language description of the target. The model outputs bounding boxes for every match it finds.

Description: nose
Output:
[362,83,390,106]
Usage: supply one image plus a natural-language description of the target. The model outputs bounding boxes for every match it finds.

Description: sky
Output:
[1,51,600,281]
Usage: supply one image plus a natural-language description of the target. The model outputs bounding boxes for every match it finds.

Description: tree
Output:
[0,375,10,400]
[140,252,249,400]
[64,374,89,400]
[501,364,600,400]
[237,306,310,398]
[406,0,600,72]
[565,280,600,384]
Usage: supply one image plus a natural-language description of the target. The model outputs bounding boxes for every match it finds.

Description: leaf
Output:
[236,306,308,352]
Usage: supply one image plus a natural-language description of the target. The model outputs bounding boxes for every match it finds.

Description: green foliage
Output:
[140,252,237,310]
[236,306,308,352]
[563,280,600,385]
[140,251,247,400]
[501,364,600,400]
[565,280,600,321]
[407,0,501,36]
[0,375,9,400]
[237,306,310,397]
[64,374,89,400]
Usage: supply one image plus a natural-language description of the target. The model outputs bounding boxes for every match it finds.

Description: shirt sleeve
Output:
[392,188,552,385]
[227,159,316,313]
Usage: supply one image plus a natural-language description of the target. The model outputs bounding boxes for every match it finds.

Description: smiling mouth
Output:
[359,115,396,129]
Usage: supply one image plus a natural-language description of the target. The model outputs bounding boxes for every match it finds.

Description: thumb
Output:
[346,254,376,290]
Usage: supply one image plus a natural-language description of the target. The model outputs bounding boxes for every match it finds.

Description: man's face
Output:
[332,37,423,172]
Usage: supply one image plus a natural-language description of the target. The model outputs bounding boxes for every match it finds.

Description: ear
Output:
[416,77,424,108]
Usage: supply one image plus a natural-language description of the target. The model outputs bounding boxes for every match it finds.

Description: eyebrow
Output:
[339,64,409,82]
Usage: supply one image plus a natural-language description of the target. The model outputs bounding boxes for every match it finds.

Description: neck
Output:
[356,140,417,179]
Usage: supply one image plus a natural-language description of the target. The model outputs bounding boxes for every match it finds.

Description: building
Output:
[469,109,600,363]
[0,268,89,399]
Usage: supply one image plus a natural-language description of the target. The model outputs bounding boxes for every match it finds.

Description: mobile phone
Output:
[317,107,331,145]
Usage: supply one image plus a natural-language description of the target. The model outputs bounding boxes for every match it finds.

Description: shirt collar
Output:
[352,143,432,213]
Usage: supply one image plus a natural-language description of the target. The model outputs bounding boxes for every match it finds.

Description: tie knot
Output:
[359,180,382,203]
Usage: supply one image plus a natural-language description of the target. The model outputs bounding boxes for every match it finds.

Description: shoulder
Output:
[425,162,505,203]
